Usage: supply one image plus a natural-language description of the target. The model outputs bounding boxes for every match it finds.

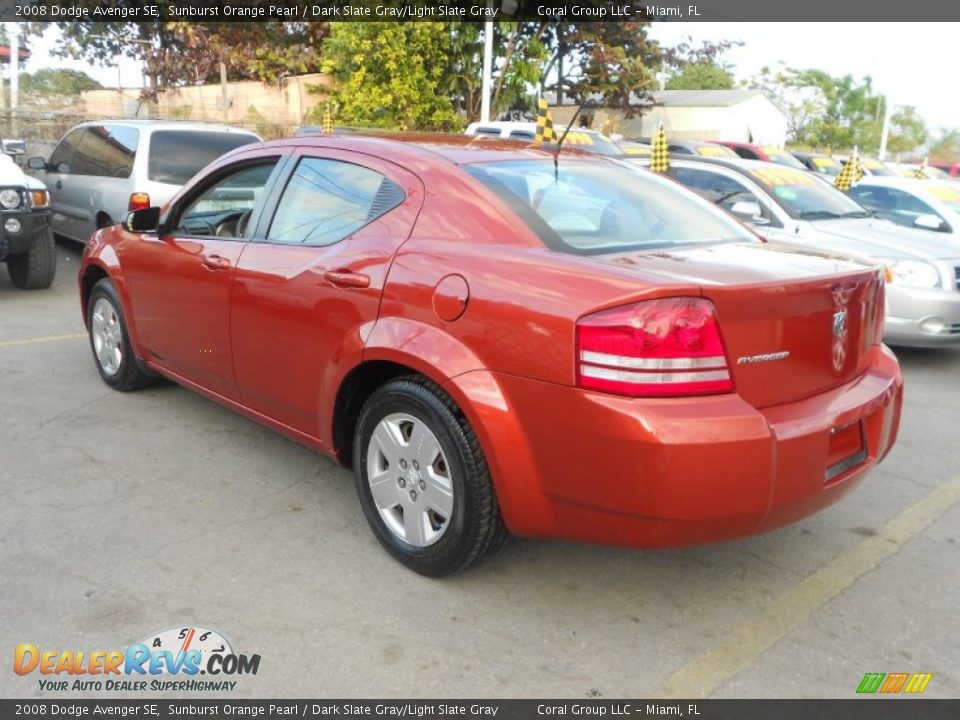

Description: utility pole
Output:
[9,22,19,135]
[878,94,893,161]
[480,18,493,122]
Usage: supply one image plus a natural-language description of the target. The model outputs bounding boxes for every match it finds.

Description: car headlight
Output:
[0,189,21,209]
[882,259,941,289]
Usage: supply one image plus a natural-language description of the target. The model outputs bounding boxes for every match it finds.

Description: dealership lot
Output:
[1,242,958,699]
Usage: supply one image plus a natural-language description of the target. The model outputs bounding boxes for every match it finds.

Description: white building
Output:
[549,89,789,148]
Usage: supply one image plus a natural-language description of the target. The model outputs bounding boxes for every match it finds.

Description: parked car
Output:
[792,152,844,176]
[617,141,653,157]
[28,121,260,244]
[630,155,960,347]
[464,121,623,156]
[79,133,902,575]
[844,176,960,237]
[930,161,960,178]
[887,162,953,181]
[0,153,55,289]
[835,156,898,177]
[718,142,807,169]
[629,137,738,158]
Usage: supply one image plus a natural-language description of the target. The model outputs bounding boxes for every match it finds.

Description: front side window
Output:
[465,159,756,255]
[71,126,110,176]
[50,128,84,168]
[148,131,259,186]
[173,160,278,238]
[267,157,405,247]
[70,125,140,178]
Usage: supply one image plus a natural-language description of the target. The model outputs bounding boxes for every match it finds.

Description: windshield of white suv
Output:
[148,131,259,185]
[465,159,756,255]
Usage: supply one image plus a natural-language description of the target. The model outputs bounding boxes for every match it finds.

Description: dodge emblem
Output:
[833,310,847,338]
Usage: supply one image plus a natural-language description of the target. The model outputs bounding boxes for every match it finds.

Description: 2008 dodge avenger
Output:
[79,134,902,576]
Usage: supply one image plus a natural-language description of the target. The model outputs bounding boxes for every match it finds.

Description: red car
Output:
[930,161,960,178]
[719,141,808,170]
[79,134,903,576]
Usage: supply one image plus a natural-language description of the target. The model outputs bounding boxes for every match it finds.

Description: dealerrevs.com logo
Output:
[14,626,261,692]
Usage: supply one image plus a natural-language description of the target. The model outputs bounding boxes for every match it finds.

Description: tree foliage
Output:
[318,22,462,131]
[33,19,327,96]
[929,128,960,163]
[19,68,102,109]
[666,63,734,90]
[886,105,928,154]
[749,65,929,154]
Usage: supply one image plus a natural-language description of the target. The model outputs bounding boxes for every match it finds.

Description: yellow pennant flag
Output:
[534,97,558,146]
[322,105,334,134]
[650,124,670,173]
[835,148,859,191]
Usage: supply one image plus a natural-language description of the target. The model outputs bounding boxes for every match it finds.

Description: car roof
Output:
[257,131,597,165]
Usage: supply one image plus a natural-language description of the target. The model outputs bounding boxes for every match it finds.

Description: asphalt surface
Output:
[1,241,958,700]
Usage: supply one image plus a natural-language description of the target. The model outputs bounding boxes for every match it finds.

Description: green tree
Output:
[20,68,102,96]
[33,19,326,96]
[749,65,883,151]
[929,128,960,162]
[318,23,462,131]
[886,105,927,154]
[541,22,660,118]
[666,63,734,90]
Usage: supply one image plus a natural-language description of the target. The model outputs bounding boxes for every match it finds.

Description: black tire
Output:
[6,226,56,290]
[87,278,156,391]
[353,376,508,577]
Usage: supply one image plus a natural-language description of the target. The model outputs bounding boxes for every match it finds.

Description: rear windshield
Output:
[148,131,259,185]
[748,165,869,219]
[465,159,755,255]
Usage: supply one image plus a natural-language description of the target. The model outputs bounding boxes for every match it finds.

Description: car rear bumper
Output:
[884,284,960,346]
[452,344,902,548]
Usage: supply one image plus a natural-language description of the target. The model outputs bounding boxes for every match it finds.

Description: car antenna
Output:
[553,102,586,181]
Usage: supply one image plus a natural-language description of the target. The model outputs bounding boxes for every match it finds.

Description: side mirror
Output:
[124,207,161,234]
[26,157,46,170]
[914,214,945,231]
[729,200,769,225]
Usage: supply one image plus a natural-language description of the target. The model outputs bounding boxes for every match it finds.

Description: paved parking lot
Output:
[1,241,958,699]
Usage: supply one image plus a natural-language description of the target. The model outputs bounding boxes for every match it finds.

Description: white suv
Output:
[27,121,260,244]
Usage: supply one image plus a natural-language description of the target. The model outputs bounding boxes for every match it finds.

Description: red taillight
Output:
[873,277,886,344]
[128,192,151,211]
[576,297,733,397]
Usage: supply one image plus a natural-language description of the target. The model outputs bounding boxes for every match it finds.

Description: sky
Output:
[13,21,960,131]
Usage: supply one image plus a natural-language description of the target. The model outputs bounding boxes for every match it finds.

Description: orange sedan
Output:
[78,134,902,575]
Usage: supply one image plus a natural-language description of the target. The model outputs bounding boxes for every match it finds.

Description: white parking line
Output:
[654,475,960,699]
[0,332,87,349]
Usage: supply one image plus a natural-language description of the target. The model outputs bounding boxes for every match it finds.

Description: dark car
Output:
[792,152,844,177]
[718,142,807,169]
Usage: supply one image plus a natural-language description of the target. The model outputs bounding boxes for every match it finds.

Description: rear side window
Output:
[148,131,259,185]
[50,128,84,168]
[267,157,405,246]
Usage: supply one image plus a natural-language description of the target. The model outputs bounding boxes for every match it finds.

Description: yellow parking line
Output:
[0,332,87,349]
[654,475,960,699]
